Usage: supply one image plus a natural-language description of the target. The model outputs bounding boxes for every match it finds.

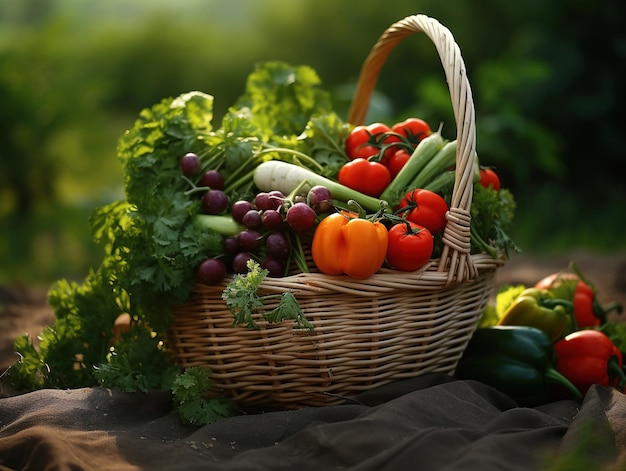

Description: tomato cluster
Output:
[340,118,432,197]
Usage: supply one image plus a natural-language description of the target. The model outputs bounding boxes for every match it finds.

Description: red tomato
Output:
[391,118,432,146]
[345,125,379,160]
[479,167,501,191]
[387,148,412,179]
[397,189,449,234]
[345,123,400,162]
[338,158,391,197]
[386,221,434,271]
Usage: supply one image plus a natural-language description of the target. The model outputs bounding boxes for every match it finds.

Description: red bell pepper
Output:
[534,266,622,329]
[554,329,626,396]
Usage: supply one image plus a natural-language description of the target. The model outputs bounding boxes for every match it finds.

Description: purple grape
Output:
[286,202,317,232]
[197,258,227,285]
[265,231,290,259]
[242,209,262,229]
[237,229,261,251]
[254,192,272,211]
[201,189,228,214]
[231,200,253,223]
[267,190,285,210]
[223,236,241,255]
[261,256,286,277]
[180,152,201,176]
[261,209,284,230]
[200,169,224,190]
[307,185,334,213]
[232,252,254,274]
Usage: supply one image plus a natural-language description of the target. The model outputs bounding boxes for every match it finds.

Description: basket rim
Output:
[187,253,502,298]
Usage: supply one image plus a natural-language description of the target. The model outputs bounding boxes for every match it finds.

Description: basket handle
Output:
[347,14,478,284]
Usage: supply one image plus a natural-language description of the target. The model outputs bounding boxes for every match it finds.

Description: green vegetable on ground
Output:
[456,325,583,407]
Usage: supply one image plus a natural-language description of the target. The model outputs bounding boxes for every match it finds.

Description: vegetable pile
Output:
[458,263,625,406]
[8,61,517,424]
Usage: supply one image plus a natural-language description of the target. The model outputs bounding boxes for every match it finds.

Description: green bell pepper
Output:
[455,325,583,406]
[496,288,574,341]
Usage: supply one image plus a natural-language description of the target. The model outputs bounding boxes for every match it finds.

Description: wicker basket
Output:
[169,14,504,408]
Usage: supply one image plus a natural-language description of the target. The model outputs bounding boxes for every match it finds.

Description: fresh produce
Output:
[396,189,449,234]
[8,59,519,426]
[222,259,313,330]
[406,139,457,191]
[478,166,500,191]
[180,152,202,176]
[311,210,388,279]
[338,158,391,197]
[534,267,622,328]
[476,264,626,407]
[470,183,518,259]
[554,329,626,395]
[386,148,412,179]
[197,258,228,285]
[456,326,583,406]
[378,130,445,205]
[253,160,384,213]
[285,202,317,232]
[344,122,400,161]
[193,214,245,236]
[385,221,434,272]
[496,287,574,342]
[391,117,432,144]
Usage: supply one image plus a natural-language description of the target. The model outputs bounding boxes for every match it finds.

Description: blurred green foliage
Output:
[1,0,625,284]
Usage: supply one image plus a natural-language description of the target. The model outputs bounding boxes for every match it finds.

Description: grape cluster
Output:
[223,185,332,279]
[181,152,335,285]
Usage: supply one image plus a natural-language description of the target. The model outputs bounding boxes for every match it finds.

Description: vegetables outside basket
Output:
[169,14,504,408]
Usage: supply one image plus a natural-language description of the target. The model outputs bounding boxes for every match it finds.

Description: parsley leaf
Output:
[222,259,312,331]
[222,260,269,329]
[471,185,520,259]
[264,292,314,331]
[171,366,232,425]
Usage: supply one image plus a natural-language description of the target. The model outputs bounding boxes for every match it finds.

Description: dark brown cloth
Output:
[0,374,624,470]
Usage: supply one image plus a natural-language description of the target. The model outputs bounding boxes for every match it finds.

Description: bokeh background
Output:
[1,0,625,287]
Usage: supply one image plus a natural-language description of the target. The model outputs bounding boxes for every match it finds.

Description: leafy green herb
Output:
[93,324,180,393]
[10,61,332,399]
[171,367,233,425]
[470,185,520,259]
[297,112,351,179]
[223,259,313,331]
[264,291,314,331]
[233,61,332,139]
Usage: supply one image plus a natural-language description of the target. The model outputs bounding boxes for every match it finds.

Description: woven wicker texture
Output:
[169,14,503,408]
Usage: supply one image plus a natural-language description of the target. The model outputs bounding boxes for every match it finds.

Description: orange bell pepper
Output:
[311,211,388,279]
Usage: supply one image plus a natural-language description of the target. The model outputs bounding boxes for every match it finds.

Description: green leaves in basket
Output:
[233,61,332,139]
[470,184,520,259]
[223,259,313,331]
